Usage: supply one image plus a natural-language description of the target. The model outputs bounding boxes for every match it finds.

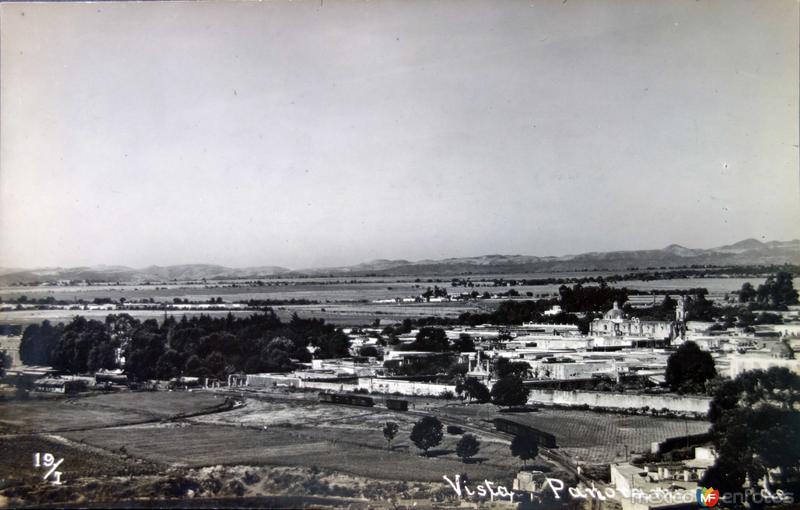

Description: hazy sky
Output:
[1,0,798,270]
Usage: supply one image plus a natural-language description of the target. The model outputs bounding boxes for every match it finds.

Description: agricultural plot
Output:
[0,434,159,486]
[63,421,523,484]
[453,406,710,464]
[435,403,711,464]
[190,399,418,429]
[0,392,227,433]
[0,309,258,327]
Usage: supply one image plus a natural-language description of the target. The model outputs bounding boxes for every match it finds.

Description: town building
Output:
[589,302,674,340]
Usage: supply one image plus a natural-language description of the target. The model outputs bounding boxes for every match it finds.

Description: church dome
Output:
[603,301,625,320]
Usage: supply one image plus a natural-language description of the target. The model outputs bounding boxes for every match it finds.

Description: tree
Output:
[491,376,530,407]
[755,272,799,308]
[0,350,9,378]
[125,322,167,380]
[410,327,450,352]
[683,294,715,322]
[383,421,399,450]
[456,433,480,463]
[184,354,205,377]
[510,432,539,467]
[452,334,475,352]
[313,330,351,358]
[702,367,800,501]
[458,378,490,403]
[495,358,529,379]
[87,340,118,373]
[260,337,297,372]
[410,416,443,456]
[155,349,182,380]
[739,282,756,303]
[359,346,379,357]
[19,321,61,366]
[665,341,716,393]
[51,317,115,374]
[204,351,226,380]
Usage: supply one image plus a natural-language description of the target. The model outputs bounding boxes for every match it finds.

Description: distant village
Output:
[2,273,799,510]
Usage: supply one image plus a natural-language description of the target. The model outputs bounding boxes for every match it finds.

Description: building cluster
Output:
[609,447,718,510]
[235,299,800,410]
[4,297,798,411]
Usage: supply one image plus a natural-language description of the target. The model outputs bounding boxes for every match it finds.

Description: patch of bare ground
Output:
[1,464,464,509]
[0,392,230,434]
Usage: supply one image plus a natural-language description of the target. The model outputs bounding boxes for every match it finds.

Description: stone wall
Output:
[527,389,710,415]
[357,377,456,397]
[245,374,454,397]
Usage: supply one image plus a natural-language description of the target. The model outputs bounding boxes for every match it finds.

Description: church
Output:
[589,300,680,340]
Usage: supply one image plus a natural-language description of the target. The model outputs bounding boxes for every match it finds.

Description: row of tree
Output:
[383,416,539,466]
[738,271,799,309]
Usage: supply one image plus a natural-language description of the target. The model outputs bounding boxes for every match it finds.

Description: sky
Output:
[1,0,798,270]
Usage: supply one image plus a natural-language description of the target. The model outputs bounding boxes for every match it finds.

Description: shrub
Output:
[243,471,261,485]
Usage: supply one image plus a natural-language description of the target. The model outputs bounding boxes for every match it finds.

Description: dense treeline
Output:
[385,273,796,337]
[624,272,797,330]
[737,271,799,309]
[381,283,630,336]
[702,367,800,504]
[3,296,317,307]
[19,311,350,380]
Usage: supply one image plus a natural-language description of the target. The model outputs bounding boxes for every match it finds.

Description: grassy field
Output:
[2,392,534,485]
[438,404,710,464]
[0,392,228,433]
[3,389,695,508]
[0,302,491,328]
[63,418,527,484]
[0,434,160,486]
[1,273,769,307]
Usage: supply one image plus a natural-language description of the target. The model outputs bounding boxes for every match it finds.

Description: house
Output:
[610,447,716,509]
[34,377,88,394]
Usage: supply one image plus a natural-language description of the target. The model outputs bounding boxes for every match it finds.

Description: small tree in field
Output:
[410,416,443,456]
[383,421,399,450]
[456,433,480,463]
[510,432,539,467]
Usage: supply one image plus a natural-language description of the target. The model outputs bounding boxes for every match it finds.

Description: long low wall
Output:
[358,378,456,397]
[527,389,710,415]
[245,374,455,397]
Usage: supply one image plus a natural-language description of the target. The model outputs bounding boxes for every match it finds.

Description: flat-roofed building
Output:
[729,354,800,378]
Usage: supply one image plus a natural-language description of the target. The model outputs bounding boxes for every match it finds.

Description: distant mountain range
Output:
[1,239,799,284]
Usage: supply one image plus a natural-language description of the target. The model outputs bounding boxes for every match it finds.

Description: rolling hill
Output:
[1,239,798,284]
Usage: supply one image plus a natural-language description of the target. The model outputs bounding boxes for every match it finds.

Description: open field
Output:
[0,434,160,487]
[0,387,707,507]
[63,421,528,484]
[438,404,710,464]
[0,302,492,328]
[0,392,228,433]
[0,273,785,302]
[1,271,791,330]
[0,310,260,328]
[3,392,542,485]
